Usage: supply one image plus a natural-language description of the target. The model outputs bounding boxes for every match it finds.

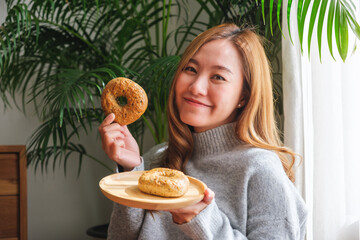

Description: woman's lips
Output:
[184,97,211,107]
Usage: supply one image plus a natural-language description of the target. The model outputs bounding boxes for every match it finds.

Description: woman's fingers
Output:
[99,113,115,142]
[166,188,215,224]
[170,188,215,213]
[109,142,141,169]
[99,114,127,137]
[102,130,125,152]
[109,139,126,160]
[122,125,132,136]
[99,114,128,152]
[99,113,115,129]
[98,114,140,170]
[202,188,215,205]
[100,121,124,137]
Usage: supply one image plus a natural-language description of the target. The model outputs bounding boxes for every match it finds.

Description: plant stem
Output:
[162,0,172,56]
[142,115,158,144]
[155,1,160,56]
[175,6,203,55]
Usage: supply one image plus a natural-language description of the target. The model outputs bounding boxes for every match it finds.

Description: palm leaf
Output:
[307,0,321,58]
[262,0,360,61]
[27,107,113,174]
[338,2,349,61]
[317,0,329,62]
[326,0,336,60]
[276,0,283,36]
[286,0,294,43]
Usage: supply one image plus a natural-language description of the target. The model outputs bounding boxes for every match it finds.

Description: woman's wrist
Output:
[117,156,142,172]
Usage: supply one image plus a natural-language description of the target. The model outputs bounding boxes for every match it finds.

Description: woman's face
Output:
[175,39,245,132]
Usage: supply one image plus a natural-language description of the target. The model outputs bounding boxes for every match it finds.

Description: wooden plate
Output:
[99,171,207,210]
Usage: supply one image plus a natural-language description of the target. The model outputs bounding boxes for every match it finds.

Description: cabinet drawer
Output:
[0,196,19,238]
[0,179,18,195]
[0,146,27,240]
[0,154,19,195]
[0,154,19,177]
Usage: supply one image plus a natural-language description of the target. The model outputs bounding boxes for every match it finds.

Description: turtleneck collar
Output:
[192,122,242,157]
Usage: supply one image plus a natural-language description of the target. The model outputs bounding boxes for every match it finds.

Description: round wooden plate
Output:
[99,171,207,210]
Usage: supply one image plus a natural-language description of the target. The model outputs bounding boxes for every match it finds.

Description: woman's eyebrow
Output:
[189,58,233,74]
[213,65,233,75]
[188,58,199,65]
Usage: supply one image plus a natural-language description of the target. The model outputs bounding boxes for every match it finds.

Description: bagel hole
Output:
[116,96,128,106]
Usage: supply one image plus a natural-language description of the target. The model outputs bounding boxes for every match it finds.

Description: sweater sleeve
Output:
[178,154,307,240]
[177,200,248,239]
[177,200,304,240]
[107,159,145,240]
[245,154,307,240]
[107,203,146,240]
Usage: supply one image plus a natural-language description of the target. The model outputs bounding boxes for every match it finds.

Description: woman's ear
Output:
[237,98,247,108]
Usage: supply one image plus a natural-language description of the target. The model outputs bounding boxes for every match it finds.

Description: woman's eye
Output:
[213,74,225,81]
[184,66,197,73]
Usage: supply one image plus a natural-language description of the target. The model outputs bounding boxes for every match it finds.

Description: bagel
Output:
[138,168,190,197]
[101,77,148,125]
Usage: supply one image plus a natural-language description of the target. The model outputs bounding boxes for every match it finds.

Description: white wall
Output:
[0,3,154,240]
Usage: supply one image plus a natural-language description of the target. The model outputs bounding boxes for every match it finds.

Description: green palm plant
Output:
[1,0,187,174]
[1,0,359,176]
[263,0,360,61]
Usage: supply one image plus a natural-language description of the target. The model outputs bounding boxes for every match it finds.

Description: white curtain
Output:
[282,1,360,240]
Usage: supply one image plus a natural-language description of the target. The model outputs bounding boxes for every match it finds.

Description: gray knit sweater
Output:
[107,123,307,240]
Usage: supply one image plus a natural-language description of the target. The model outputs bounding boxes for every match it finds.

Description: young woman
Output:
[99,23,307,239]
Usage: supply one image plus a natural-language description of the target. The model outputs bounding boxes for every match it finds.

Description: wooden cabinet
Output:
[0,146,27,240]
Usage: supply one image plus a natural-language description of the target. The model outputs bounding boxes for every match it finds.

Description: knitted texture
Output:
[107,123,307,240]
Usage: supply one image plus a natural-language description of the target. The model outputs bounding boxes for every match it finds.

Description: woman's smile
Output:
[184,97,211,107]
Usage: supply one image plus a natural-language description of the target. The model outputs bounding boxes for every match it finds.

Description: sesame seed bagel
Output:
[138,168,190,198]
[101,77,148,125]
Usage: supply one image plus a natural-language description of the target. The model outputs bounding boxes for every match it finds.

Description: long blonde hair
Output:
[163,23,297,182]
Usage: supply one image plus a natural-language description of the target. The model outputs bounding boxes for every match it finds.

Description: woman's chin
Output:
[181,116,207,128]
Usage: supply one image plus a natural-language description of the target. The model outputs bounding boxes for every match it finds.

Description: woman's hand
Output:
[98,113,141,171]
[167,188,215,224]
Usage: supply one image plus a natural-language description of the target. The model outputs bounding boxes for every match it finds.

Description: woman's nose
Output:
[188,75,208,96]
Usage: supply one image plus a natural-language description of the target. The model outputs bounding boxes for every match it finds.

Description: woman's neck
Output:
[192,122,242,157]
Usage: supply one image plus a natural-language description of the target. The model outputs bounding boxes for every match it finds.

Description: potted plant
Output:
[0,0,282,175]
[0,0,358,174]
